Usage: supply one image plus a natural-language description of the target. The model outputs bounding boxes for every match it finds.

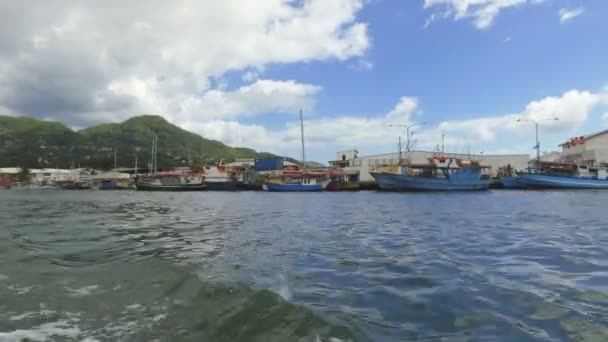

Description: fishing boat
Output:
[516,162,608,189]
[263,110,330,192]
[325,170,360,191]
[371,156,491,191]
[135,172,207,191]
[498,176,527,189]
[199,163,250,191]
[496,165,526,189]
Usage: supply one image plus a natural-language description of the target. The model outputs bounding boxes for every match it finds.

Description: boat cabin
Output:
[400,157,491,179]
[537,161,608,180]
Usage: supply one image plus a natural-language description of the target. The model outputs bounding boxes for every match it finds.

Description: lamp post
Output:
[517,117,559,171]
[389,123,428,152]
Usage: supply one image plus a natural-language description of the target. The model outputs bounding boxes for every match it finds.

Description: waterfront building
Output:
[559,129,608,164]
[329,150,529,182]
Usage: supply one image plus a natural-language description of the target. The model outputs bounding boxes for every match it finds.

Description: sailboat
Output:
[263,110,330,192]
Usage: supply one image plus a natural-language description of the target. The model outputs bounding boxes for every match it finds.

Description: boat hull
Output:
[498,176,527,189]
[135,182,207,191]
[263,182,325,192]
[371,172,490,191]
[325,181,360,191]
[517,174,608,189]
[203,181,248,191]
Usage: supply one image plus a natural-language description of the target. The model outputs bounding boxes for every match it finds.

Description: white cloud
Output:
[0,0,369,126]
[433,90,602,142]
[183,96,421,158]
[423,0,546,29]
[559,7,585,23]
[193,89,607,162]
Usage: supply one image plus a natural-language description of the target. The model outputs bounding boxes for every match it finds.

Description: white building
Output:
[559,129,608,164]
[330,150,530,182]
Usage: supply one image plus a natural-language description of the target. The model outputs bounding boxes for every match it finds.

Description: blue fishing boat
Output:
[516,162,608,189]
[371,157,491,191]
[498,176,527,189]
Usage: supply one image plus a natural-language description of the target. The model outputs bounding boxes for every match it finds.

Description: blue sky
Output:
[1,0,607,162]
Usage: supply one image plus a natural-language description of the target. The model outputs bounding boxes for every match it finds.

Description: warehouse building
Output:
[559,129,608,164]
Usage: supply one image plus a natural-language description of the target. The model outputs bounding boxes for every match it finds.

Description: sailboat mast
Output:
[154,135,158,173]
[114,148,117,170]
[300,109,306,168]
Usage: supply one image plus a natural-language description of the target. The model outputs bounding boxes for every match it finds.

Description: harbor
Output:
[2,126,607,192]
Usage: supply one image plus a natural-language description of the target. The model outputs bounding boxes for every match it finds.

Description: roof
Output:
[559,129,608,147]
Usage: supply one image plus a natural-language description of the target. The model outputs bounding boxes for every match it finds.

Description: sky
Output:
[1,0,607,163]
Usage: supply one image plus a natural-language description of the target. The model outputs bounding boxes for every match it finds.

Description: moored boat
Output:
[371,156,491,191]
[516,162,608,189]
[135,172,206,191]
[199,164,250,191]
[262,109,330,192]
[264,178,330,192]
[498,176,527,189]
[325,169,360,191]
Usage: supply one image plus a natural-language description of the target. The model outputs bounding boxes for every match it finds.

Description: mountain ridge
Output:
[0,115,285,169]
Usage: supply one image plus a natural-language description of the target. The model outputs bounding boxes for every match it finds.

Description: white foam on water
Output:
[125,304,142,310]
[65,285,100,297]
[6,285,34,295]
[80,338,101,342]
[274,274,292,301]
[9,312,36,321]
[0,274,8,280]
[0,320,81,342]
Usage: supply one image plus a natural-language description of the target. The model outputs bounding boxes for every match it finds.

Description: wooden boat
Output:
[135,180,207,191]
[326,170,360,191]
[135,172,206,191]
[371,156,491,191]
[264,177,330,192]
[199,163,250,191]
[263,110,330,192]
[326,181,360,191]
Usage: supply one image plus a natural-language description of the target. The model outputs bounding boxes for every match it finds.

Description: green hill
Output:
[0,115,284,169]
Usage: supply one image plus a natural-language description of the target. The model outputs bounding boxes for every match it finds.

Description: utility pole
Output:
[517,117,559,171]
[398,136,402,163]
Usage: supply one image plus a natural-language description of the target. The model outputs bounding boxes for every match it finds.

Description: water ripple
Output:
[1,190,608,341]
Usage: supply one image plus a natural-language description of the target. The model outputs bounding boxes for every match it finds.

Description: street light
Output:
[517,117,559,171]
[388,122,429,152]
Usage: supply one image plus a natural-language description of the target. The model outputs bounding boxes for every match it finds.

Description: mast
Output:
[114,148,117,170]
[134,151,138,176]
[300,109,306,169]
[154,135,158,173]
